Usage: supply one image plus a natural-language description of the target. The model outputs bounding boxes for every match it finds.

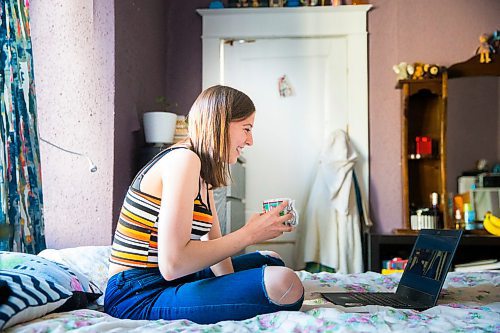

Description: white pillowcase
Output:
[38,246,111,305]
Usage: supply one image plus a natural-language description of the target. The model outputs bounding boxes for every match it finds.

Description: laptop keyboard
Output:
[350,293,414,307]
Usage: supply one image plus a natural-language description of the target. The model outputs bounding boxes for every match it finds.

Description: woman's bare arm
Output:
[156,149,292,281]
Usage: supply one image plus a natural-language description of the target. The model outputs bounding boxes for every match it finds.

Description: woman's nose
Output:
[246,132,253,146]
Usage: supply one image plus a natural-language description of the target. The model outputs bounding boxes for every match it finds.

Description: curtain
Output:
[0,0,45,253]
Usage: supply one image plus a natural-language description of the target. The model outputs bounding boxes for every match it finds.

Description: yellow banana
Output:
[483,212,500,236]
[484,211,500,228]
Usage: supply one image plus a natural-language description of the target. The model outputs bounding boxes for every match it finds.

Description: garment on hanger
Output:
[295,129,371,273]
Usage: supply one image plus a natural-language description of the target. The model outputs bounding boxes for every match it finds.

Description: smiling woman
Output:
[105,85,304,324]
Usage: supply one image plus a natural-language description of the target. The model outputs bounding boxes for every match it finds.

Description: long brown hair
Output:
[187,85,255,188]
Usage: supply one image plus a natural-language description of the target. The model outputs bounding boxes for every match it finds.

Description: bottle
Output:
[454,209,464,230]
[463,203,476,230]
[429,192,442,229]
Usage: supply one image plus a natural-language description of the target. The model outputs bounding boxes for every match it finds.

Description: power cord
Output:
[40,137,97,173]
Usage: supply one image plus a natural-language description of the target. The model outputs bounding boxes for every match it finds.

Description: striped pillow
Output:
[0,271,71,329]
[0,252,102,310]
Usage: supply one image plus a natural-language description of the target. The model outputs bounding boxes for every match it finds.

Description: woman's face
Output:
[228,112,255,164]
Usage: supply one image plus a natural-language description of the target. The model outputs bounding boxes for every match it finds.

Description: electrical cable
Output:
[40,137,97,172]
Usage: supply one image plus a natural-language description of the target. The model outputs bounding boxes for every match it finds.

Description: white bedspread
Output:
[7,271,500,333]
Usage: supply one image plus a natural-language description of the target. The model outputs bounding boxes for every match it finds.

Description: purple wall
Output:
[165,1,208,115]
[160,0,500,234]
[447,77,499,194]
[113,1,168,229]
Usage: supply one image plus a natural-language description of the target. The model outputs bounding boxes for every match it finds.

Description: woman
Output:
[104,85,304,324]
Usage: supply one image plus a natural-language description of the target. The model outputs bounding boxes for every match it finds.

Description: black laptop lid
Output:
[396,229,463,306]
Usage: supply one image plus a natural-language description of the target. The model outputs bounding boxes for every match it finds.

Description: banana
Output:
[487,212,500,228]
[483,212,500,236]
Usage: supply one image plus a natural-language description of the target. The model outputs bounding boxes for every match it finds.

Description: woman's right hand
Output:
[243,201,294,244]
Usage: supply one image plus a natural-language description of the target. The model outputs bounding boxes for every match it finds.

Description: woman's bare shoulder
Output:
[159,146,200,172]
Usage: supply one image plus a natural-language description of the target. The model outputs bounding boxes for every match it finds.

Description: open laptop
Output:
[322,229,463,310]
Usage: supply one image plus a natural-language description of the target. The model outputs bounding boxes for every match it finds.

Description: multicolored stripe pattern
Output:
[110,187,213,268]
[0,0,46,253]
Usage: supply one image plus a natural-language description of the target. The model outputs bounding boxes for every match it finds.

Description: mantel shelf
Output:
[197,5,372,16]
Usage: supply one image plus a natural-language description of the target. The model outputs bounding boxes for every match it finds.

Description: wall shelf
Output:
[397,74,449,231]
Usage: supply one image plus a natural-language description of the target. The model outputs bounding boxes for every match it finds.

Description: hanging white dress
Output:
[295,129,369,273]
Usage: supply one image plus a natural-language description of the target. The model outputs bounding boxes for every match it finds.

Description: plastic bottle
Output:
[463,203,476,230]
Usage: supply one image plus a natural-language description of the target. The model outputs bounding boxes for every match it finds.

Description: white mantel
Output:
[198,6,371,38]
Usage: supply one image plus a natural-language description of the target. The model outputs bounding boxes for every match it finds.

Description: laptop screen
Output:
[397,229,462,304]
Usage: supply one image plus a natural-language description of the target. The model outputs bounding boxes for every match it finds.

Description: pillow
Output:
[0,252,102,311]
[38,246,111,305]
[0,270,71,329]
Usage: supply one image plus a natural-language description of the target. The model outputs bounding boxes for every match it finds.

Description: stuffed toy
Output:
[423,64,441,79]
[411,62,425,80]
[392,62,410,80]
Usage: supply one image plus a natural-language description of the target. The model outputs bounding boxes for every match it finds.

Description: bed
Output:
[1,246,499,332]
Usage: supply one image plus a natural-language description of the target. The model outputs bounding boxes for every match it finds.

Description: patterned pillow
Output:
[38,246,111,305]
[0,270,71,329]
[0,252,102,312]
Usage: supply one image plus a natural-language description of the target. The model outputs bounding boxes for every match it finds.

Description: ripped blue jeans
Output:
[104,252,304,324]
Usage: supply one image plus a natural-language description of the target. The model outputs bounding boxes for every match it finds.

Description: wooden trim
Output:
[440,72,448,228]
[401,83,410,229]
[448,54,500,78]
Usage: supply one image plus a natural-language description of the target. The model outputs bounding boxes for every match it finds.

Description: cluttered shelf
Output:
[367,233,500,273]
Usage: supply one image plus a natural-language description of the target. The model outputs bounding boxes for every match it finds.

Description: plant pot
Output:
[143,111,177,145]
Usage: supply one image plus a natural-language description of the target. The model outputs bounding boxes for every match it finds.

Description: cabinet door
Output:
[226,198,245,233]
[227,161,245,200]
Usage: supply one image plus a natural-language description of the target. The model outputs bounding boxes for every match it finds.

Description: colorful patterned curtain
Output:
[0,0,45,253]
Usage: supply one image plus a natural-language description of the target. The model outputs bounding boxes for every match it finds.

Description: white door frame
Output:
[198,5,372,203]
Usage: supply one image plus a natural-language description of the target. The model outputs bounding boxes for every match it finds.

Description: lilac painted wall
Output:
[164,1,208,115]
[113,1,168,231]
[165,0,500,234]
[447,77,499,194]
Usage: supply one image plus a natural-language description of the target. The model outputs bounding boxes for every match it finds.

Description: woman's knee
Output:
[263,266,303,306]
[258,250,282,260]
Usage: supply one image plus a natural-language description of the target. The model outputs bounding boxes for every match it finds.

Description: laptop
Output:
[322,229,463,310]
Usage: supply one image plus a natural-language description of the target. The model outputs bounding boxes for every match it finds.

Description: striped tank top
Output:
[110,147,213,268]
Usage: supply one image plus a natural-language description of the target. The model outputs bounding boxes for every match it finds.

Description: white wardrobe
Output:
[198,6,371,269]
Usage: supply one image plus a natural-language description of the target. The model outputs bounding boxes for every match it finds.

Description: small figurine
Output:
[477,33,493,64]
[269,0,285,6]
[392,62,409,80]
[423,63,441,79]
[411,62,425,80]
[237,0,249,7]
[209,0,224,8]
[488,30,500,53]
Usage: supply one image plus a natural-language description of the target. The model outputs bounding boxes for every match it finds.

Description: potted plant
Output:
[143,96,178,146]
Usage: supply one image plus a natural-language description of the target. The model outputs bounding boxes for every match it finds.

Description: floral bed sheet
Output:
[7,271,500,333]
